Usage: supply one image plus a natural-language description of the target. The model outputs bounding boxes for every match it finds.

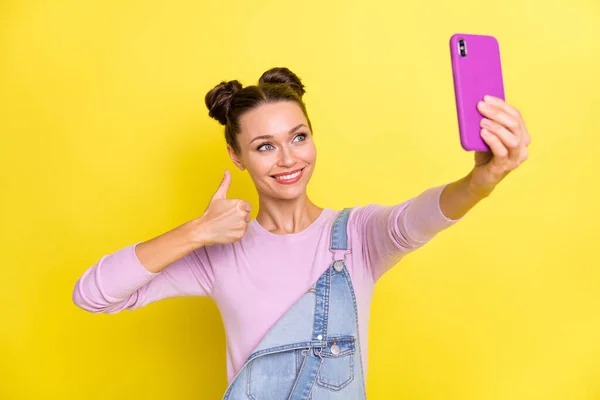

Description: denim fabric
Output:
[223,208,366,399]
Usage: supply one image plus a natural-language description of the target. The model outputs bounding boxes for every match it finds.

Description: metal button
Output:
[330,338,340,355]
[317,334,323,341]
[333,260,344,272]
[331,344,340,355]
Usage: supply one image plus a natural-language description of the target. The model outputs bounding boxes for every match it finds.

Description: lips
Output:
[270,167,305,178]
[270,167,306,185]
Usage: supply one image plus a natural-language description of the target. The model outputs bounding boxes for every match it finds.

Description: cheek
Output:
[247,154,274,175]
[299,143,316,162]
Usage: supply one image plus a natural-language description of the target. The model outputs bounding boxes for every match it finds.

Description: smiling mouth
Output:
[270,167,306,181]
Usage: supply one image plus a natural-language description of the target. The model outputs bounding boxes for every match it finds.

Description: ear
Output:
[227,145,245,171]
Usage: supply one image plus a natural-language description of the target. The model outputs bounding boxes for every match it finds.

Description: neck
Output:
[256,193,323,235]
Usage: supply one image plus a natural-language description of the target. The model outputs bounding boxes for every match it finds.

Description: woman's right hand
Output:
[194,170,252,247]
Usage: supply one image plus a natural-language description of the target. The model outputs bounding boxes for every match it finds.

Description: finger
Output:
[482,96,527,140]
[480,118,521,154]
[238,200,252,213]
[478,102,521,136]
[484,95,531,150]
[244,213,251,223]
[213,170,231,200]
[482,95,521,120]
[481,129,509,159]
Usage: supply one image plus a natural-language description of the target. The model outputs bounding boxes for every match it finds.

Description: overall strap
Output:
[288,208,354,400]
[330,208,352,273]
[312,207,353,340]
[330,208,352,252]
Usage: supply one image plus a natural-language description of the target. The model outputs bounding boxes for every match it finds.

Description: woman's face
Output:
[230,101,317,201]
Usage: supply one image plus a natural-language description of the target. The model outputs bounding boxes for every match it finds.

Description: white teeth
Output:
[275,170,301,180]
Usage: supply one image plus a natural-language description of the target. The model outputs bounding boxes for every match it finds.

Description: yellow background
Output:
[1,0,599,398]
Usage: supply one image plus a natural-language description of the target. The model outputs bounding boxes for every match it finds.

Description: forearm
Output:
[73,220,212,313]
[135,219,206,273]
[439,170,489,220]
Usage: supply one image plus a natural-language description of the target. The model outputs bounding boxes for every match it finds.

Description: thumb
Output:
[212,170,231,200]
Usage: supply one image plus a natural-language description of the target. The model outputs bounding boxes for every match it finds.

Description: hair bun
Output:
[259,67,305,97]
[205,80,243,125]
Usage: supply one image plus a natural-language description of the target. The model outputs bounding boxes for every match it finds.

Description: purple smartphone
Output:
[450,33,505,151]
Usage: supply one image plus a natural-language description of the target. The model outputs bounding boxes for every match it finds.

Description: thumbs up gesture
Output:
[196,170,253,246]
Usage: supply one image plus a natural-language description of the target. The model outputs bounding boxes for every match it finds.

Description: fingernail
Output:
[484,95,494,102]
[478,101,489,110]
[481,118,490,127]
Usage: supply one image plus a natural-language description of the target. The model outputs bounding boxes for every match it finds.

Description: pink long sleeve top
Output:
[72,184,460,383]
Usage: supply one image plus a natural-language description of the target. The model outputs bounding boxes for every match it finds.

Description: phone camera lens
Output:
[458,39,467,57]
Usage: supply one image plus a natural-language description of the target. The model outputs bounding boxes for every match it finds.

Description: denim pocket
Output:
[316,336,356,391]
[247,351,297,400]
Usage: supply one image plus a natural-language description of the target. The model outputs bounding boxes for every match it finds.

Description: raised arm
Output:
[356,184,461,282]
[72,220,215,314]
[358,95,531,282]
[72,170,253,313]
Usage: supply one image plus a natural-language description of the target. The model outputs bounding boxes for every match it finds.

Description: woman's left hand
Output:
[469,95,531,197]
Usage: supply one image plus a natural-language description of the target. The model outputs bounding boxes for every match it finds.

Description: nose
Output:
[277,145,296,168]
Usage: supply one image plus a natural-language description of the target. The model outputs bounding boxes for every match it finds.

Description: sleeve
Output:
[353,183,462,282]
[72,242,217,314]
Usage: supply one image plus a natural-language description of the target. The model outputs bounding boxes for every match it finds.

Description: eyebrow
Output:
[249,124,308,145]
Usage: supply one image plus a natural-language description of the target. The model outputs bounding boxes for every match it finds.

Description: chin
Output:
[277,189,307,201]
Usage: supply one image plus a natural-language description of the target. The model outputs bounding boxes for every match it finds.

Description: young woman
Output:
[73,67,530,399]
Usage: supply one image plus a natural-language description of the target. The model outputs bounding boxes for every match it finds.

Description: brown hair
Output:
[205,67,313,155]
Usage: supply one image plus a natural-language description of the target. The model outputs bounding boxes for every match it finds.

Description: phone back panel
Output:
[450,33,505,151]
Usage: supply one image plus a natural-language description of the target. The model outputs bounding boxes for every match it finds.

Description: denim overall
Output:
[222,208,367,399]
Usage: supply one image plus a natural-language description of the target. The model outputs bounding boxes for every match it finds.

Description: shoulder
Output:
[346,203,394,226]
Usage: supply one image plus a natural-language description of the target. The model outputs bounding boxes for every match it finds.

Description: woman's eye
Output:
[294,133,307,142]
[257,133,307,152]
[257,143,274,152]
